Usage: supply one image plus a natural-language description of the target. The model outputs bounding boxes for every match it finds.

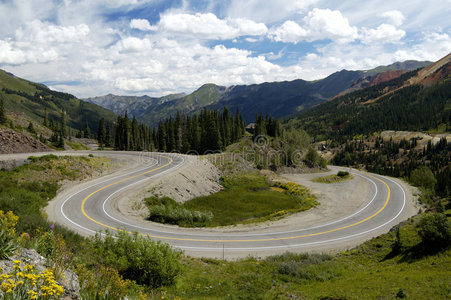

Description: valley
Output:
[0,36,449,300]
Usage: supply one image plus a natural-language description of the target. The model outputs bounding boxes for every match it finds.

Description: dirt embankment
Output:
[0,127,50,154]
[0,128,51,169]
[117,155,222,219]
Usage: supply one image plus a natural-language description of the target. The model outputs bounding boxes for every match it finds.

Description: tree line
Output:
[100,107,246,153]
[333,136,451,200]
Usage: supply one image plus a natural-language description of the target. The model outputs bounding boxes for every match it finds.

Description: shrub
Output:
[305,147,320,167]
[76,264,132,300]
[410,166,437,190]
[417,213,451,248]
[337,171,349,177]
[267,253,338,282]
[148,205,213,226]
[38,154,58,162]
[146,196,213,227]
[92,231,182,288]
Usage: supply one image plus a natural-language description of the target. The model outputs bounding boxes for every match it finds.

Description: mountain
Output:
[0,70,117,133]
[285,53,451,142]
[85,60,431,126]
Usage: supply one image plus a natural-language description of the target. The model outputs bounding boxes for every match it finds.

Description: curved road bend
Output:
[44,152,414,258]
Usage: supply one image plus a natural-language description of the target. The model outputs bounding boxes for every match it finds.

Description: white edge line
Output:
[100,170,379,237]
[176,175,407,251]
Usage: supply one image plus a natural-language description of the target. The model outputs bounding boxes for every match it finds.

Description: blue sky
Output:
[0,0,450,97]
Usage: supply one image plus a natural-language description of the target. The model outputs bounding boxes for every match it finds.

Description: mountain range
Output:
[85,60,431,126]
[287,53,451,141]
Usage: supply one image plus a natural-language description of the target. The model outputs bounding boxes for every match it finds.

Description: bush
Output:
[305,147,320,167]
[148,205,213,226]
[146,196,213,227]
[337,171,349,177]
[410,166,437,190]
[92,231,182,288]
[417,213,451,248]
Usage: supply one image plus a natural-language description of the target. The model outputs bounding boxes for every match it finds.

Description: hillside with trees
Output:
[0,69,117,138]
[286,58,450,143]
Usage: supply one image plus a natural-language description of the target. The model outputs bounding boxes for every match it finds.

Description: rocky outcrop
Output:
[0,128,51,154]
[0,248,79,299]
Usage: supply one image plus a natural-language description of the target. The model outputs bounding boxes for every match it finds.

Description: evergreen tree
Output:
[114,116,123,150]
[97,118,106,147]
[60,109,67,137]
[157,121,167,151]
[27,122,36,134]
[0,97,7,125]
[43,108,48,127]
[49,118,55,131]
[123,112,131,150]
[84,122,91,139]
[131,115,139,150]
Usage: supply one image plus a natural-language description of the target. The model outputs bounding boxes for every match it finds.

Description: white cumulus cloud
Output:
[304,8,358,42]
[360,24,406,44]
[268,21,308,43]
[130,19,155,31]
[155,13,267,40]
[268,8,358,43]
[380,10,406,26]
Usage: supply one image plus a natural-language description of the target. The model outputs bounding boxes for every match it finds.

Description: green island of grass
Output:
[145,173,318,227]
[312,170,352,183]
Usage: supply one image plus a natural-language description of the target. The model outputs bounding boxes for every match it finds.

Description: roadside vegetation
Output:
[0,155,177,298]
[145,173,317,227]
[312,171,352,183]
[145,196,213,227]
[156,211,450,299]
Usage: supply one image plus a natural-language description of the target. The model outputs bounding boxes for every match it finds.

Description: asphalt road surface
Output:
[44,152,414,258]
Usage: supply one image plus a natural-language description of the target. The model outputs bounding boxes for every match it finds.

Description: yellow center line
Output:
[81,157,391,243]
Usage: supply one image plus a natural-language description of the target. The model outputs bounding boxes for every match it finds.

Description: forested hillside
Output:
[287,65,450,143]
[0,70,117,134]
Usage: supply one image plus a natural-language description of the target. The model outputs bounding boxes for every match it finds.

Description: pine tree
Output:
[114,116,123,150]
[97,118,106,147]
[49,118,55,131]
[123,112,131,150]
[60,109,67,137]
[157,121,167,151]
[0,97,7,125]
[175,112,183,152]
[131,115,139,151]
[57,130,65,148]
[43,108,48,127]
[84,123,91,139]
[27,122,36,134]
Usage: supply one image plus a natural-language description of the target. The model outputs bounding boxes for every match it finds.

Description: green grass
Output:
[66,141,90,150]
[0,155,109,234]
[158,214,451,299]
[312,171,352,184]
[180,174,317,227]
